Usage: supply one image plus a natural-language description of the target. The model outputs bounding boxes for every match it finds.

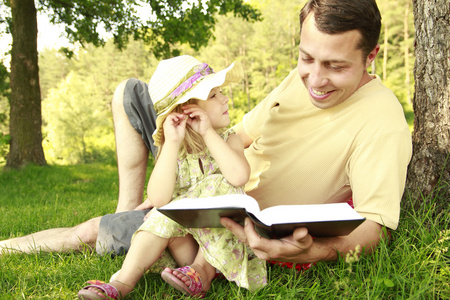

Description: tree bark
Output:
[6,0,46,168]
[383,23,388,81]
[403,2,412,104]
[407,0,450,206]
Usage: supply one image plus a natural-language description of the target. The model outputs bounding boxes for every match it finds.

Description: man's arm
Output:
[221,217,388,262]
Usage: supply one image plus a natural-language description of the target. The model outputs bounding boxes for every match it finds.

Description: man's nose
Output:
[308,65,328,87]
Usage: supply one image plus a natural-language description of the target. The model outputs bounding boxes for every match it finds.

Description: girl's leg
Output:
[111,231,167,296]
[83,231,182,298]
[167,234,199,267]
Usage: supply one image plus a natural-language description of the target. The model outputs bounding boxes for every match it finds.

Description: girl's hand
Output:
[163,112,188,144]
[183,104,213,136]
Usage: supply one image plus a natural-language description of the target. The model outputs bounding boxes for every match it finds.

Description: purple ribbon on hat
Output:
[169,63,214,99]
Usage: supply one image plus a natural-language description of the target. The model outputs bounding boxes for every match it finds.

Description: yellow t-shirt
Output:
[240,69,412,230]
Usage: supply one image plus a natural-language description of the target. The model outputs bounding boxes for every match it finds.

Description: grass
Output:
[0,163,448,299]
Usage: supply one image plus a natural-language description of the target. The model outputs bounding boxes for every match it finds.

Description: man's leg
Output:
[0,217,101,255]
[112,80,150,213]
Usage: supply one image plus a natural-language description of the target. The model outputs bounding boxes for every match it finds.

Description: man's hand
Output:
[221,217,317,262]
[134,198,154,221]
[134,198,154,211]
[221,217,386,263]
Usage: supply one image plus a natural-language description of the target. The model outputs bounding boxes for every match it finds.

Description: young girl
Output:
[77,55,267,299]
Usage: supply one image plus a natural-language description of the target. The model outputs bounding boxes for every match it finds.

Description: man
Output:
[221,0,412,263]
[1,0,412,265]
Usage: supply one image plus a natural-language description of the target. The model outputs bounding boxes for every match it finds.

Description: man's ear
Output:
[366,44,380,68]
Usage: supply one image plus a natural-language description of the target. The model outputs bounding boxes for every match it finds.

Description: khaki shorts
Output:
[96,209,150,256]
[123,78,158,157]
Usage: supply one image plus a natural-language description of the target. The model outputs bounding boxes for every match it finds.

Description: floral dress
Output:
[134,131,267,291]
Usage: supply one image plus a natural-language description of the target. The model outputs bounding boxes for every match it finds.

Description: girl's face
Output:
[197,87,230,129]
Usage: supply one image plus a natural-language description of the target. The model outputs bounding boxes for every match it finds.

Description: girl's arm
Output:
[183,104,249,187]
[202,129,250,187]
[147,113,187,207]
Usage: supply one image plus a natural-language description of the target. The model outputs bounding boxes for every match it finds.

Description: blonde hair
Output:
[155,99,207,161]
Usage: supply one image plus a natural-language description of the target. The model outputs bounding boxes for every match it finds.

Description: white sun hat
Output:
[149,55,243,147]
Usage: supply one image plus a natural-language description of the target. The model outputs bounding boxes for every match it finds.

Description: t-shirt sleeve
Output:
[241,69,299,140]
[348,129,412,230]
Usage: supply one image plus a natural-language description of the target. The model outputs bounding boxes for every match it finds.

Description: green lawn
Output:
[0,163,448,299]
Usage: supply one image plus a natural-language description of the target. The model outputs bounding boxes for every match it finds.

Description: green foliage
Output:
[0,133,10,165]
[38,49,72,100]
[0,163,448,299]
[29,0,261,58]
[0,61,10,164]
[38,0,141,48]
[0,60,9,99]
[188,0,303,116]
[375,0,415,129]
[40,39,158,165]
[145,0,262,58]
[43,71,113,164]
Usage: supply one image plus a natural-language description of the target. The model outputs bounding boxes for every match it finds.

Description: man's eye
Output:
[330,65,344,71]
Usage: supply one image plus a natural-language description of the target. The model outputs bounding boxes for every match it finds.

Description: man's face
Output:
[297,13,378,109]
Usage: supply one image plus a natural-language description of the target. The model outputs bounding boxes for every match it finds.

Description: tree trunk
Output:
[383,24,388,82]
[6,0,46,168]
[407,0,450,207]
[403,1,412,105]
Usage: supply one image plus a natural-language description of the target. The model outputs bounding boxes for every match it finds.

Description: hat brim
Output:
[152,61,243,147]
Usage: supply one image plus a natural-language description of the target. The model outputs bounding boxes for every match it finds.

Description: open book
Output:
[157,194,365,239]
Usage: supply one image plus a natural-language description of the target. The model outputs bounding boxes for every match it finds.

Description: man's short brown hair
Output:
[300,0,382,61]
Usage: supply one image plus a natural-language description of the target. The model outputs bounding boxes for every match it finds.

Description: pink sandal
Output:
[78,280,120,300]
[161,266,206,298]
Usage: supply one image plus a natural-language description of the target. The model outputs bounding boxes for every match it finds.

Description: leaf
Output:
[384,278,395,288]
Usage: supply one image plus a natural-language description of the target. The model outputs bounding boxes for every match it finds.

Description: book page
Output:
[160,194,261,212]
[256,203,364,225]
